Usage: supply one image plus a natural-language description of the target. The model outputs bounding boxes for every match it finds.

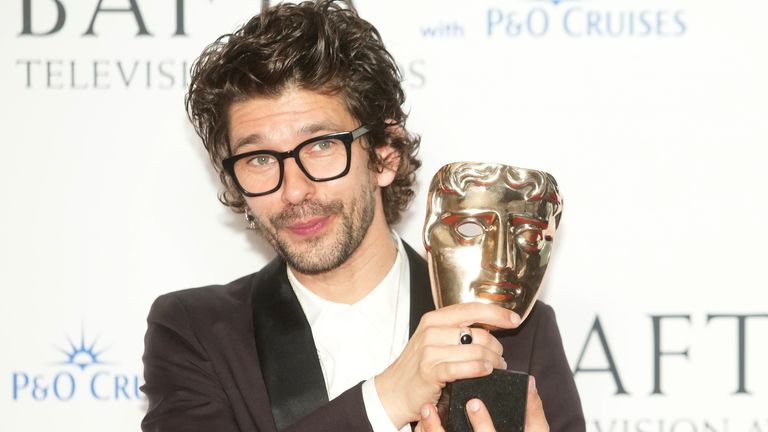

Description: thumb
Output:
[415,404,445,432]
[525,376,549,432]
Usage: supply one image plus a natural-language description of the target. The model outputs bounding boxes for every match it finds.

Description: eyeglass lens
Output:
[233,137,349,195]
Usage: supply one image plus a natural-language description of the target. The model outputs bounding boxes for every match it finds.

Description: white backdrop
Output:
[2,0,767,430]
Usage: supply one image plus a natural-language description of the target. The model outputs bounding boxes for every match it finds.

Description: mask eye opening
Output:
[455,220,485,238]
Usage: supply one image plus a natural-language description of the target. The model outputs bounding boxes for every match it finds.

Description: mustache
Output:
[270,200,343,228]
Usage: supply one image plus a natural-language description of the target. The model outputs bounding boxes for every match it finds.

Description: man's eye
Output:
[311,140,336,152]
[455,220,485,238]
[247,155,275,167]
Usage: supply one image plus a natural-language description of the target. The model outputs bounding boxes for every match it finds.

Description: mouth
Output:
[270,200,342,238]
[285,216,332,237]
[471,281,522,303]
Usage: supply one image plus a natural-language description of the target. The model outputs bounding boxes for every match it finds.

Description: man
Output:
[141,1,585,431]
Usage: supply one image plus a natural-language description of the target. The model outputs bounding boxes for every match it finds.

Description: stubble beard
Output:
[250,182,377,275]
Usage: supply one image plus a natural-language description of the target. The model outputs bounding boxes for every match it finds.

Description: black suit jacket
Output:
[141,243,585,431]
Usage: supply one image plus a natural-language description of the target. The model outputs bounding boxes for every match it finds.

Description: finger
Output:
[422,342,504,365]
[423,345,507,379]
[525,376,549,432]
[466,399,497,432]
[420,303,522,329]
[433,359,493,383]
[415,404,444,432]
[419,326,503,356]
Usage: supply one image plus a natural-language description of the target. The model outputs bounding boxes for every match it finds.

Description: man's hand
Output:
[415,376,549,432]
[375,303,521,428]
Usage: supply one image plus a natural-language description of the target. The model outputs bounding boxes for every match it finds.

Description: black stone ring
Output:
[459,327,473,345]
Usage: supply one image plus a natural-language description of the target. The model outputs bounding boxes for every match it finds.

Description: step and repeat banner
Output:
[2,0,766,430]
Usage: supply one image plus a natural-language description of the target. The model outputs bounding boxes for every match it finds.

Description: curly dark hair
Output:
[186,0,421,225]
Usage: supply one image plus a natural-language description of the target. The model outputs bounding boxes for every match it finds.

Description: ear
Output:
[373,122,404,188]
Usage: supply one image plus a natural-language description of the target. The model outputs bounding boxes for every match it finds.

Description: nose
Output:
[488,220,515,272]
[280,158,315,205]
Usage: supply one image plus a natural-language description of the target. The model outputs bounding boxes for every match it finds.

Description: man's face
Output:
[425,181,557,320]
[228,88,383,274]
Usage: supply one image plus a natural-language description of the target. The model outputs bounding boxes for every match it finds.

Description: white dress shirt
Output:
[288,234,411,432]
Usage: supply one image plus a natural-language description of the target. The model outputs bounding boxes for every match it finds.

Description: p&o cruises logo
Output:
[487,0,686,38]
[12,328,144,402]
[419,0,687,40]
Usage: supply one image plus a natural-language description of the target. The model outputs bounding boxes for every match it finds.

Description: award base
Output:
[437,369,528,432]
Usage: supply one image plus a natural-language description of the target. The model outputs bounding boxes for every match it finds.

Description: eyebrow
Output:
[232,134,263,152]
[439,212,548,229]
[440,212,496,226]
[299,121,339,135]
[231,121,342,153]
[511,216,548,229]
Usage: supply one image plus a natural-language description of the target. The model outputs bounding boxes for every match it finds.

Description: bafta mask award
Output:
[423,162,562,432]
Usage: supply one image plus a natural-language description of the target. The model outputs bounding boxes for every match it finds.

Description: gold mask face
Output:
[423,162,562,322]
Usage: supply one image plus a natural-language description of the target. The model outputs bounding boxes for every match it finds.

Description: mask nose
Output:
[488,219,515,272]
[280,158,314,205]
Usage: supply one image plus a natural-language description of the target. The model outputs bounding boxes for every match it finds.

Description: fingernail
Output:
[421,406,431,418]
[510,313,522,325]
[529,375,537,393]
[468,399,480,413]
[501,359,508,370]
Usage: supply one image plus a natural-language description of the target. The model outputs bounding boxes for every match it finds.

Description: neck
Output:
[290,211,398,305]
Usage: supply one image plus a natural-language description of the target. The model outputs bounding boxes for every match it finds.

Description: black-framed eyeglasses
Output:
[222,124,371,197]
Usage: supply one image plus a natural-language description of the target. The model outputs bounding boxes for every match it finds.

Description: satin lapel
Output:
[404,242,436,336]
[250,259,328,432]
